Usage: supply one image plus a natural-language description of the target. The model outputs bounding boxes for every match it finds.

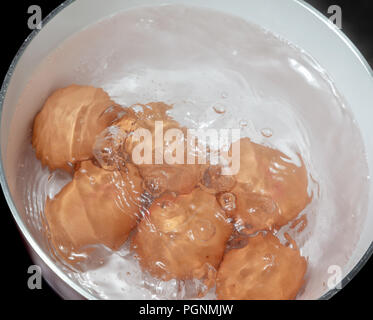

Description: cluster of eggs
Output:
[33,85,310,299]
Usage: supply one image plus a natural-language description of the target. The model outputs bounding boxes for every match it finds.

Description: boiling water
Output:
[13,5,369,299]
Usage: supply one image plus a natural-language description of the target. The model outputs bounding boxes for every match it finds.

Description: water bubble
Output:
[132,104,144,114]
[213,104,226,114]
[261,128,273,138]
[89,176,96,185]
[239,120,248,128]
[143,175,167,198]
[137,17,155,28]
[217,192,237,212]
[93,126,128,171]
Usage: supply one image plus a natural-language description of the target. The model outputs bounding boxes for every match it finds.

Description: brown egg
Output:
[111,102,204,196]
[132,189,233,293]
[33,85,123,172]
[44,161,144,262]
[216,232,307,300]
[219,138,310,234]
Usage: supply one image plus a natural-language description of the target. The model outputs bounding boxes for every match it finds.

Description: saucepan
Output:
[1,0,372,300]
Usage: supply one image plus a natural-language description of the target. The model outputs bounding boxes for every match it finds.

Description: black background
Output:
[1,0,372,304]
